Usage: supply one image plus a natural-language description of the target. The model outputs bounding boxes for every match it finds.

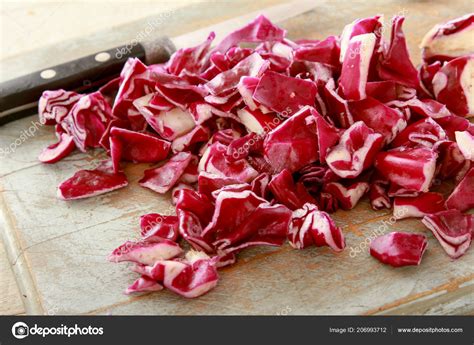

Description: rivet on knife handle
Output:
[0,36,175,126]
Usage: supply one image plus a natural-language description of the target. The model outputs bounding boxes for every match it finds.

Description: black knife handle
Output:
[0,37,174,125]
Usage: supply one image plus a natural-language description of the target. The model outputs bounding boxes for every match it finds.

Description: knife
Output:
[0,0,317,126]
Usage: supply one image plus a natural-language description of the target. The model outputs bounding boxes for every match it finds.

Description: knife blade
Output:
[0,0,317,125]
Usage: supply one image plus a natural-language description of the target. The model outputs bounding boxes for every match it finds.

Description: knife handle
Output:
[0,37,174,125]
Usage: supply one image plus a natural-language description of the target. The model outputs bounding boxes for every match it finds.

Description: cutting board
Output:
[1,0,473,315]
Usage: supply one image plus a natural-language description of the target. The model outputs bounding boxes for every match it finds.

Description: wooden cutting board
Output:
[1,0,473,315]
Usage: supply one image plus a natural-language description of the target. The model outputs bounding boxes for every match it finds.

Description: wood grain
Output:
[0,0,473,315]
[0,239,25,315]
